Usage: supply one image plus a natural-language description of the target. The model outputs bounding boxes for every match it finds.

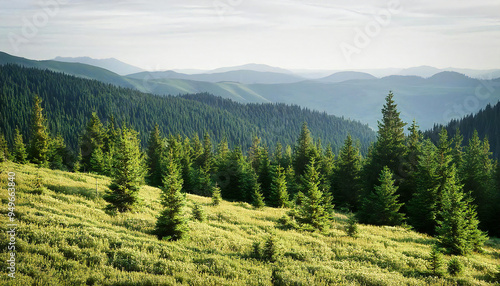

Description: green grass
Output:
[1,161,499,285]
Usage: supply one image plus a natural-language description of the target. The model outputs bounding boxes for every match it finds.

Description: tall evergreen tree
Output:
[359,166,405,226]
[28,95,49,166]
[451,128,464,171]
[80,113,105,173]
[407,140,440,234]
[104,126,145,212]
[12,128,27,164]
[146,124,165,187]
[296,159,330,231]
[399,120,423,206]
[364,92,407,191]
[293,122,318,178]
[155,150,188,241]
[258,148,273,201]
[460,130,494,230]
[332,135,362,211]
[48,134,70,170]
[436,165,486,255]
[269,164,289,208]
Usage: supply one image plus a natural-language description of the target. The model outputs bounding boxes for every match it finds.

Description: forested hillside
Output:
[0,64,375,154]
[426,101,500,159]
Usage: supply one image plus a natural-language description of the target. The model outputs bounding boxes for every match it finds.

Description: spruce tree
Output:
[192,202,205,222]
[80,113,105,173]
[28,95,49,166]
[363,92,407,192]
[155,150,188,241]
[12,128,27,164]
[146,124,165,187]
[399,120,423,206]
[296,159,330,231]
[211,183,222,206]
[252,183,265,209]
[293,122,318,177]
[104,126,145,212]
[359,166,405,226]
[436,165,486,255]
[332,135,362,211]
[270,164,289,208]
[428,246,445,277]
[407,140,440,234]
[48,134,69,170]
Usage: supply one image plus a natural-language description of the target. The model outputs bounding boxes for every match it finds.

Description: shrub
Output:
[428,246,445,277]
[192,202,205,222]
[262,235,279,262]
[447,257,464,276]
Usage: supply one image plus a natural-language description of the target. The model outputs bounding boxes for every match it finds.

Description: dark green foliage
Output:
[0,65,375,160]
[269,164,289,208]
[293,122,320,178]
[332,135,362,211]
[0,132,9,162]
[296,159,330,231]
[447,257,464,276]
[345,213,359,238]
[80,112,105,173]
[146,124,165,187]
[12,128,27,163]
[262,235,279,262]
[211,183,222,206]
[398,120,423,206]
[407,140,439,234]
[155,150,189,241]
[436,165,486,255]
[104,126,145,212]
[359,166,405,226]
[192,202,205,222]
[252,184,265,209]
[363,91,407,193]
[28,95,49,166]
[428,246,445,277]
[48,134,71,171]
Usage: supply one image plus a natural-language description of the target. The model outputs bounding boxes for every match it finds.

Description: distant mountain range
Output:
[53,56,144,75]
[2,51,500,130]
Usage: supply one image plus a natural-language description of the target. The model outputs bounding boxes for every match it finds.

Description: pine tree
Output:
[296,159,330,231]
[293,122,318,177]
[407,140,440,234]
[460,130,494,231]
[211,183,222,206]
[428,246,445,277]
[252,184,265,209]
[262,235,279,262]
[48,134,69,170]
[80,113,105,173]
[257,148,273,201]
[155,150,188,241]
[89,145,105,173]
[345,213,359,237]
[364,92,407,192]
[12,128,27,164]
[451,128,464,171]
[104,126,145,212]
[359,166,405,226]
[192,202,205,222]
[332,135,362,211]
[146,124,165,187]
[0,132,10,162]
[28,95,49,166]
[270,164,289,208]
[436,165,486,255]
[399,120,423,206]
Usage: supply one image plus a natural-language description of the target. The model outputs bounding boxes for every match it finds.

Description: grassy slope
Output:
[1,161,499,286]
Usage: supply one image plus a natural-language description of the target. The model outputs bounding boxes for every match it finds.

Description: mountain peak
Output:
[53,56,144,75]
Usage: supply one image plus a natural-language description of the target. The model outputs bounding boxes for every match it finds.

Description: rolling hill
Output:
[1,161,499,285]
[54,56,144,75]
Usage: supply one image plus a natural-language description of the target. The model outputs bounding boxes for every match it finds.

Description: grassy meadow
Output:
[0,161,499,285]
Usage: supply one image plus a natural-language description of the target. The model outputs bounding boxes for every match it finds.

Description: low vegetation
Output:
[1,161,499,285]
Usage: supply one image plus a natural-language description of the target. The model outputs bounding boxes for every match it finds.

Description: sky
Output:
[0,0,499,71]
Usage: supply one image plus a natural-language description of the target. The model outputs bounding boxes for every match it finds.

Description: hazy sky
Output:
[1,0,499,71]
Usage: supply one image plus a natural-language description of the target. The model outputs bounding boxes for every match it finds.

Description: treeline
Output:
[0,64,375,155]
[426,101,500,159]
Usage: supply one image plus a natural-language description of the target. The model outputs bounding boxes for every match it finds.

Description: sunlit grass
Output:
[1,160,499,285]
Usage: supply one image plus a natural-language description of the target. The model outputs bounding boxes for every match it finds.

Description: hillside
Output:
[425,101,500,159]
[1,161,499,285]
[0,64,375,154]
[2,52,500,130]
